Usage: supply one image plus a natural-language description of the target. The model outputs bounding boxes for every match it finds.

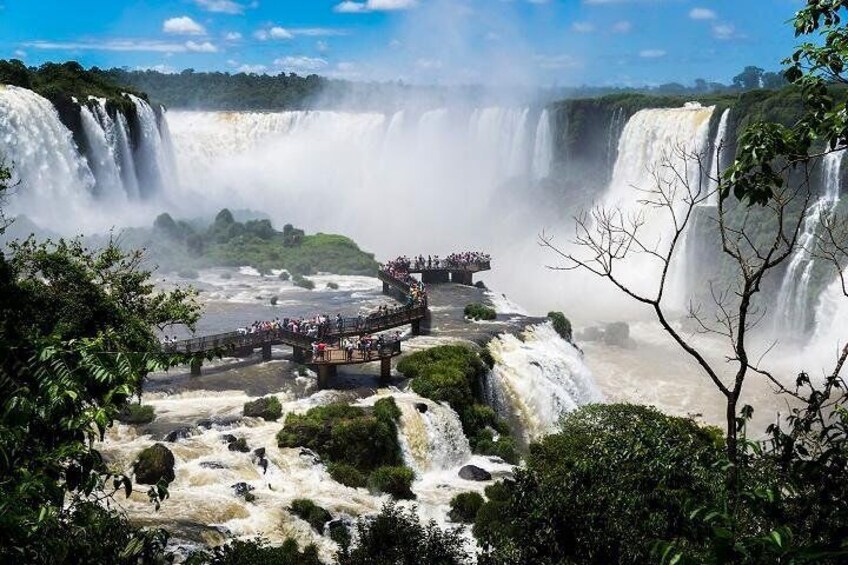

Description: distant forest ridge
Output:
[105,65,787,111]
[0,58,788,112]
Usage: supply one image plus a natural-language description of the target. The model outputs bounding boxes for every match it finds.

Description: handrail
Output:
[405,260,491,273]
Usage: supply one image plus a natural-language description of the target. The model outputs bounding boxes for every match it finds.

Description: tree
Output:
[732,66,765,90]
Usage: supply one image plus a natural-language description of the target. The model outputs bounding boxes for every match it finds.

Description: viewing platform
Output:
[164,252,490,385]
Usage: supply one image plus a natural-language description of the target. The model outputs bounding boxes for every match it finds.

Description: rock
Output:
[458,464,491,481]
[270,296,279,306]
[228,438,250,452]
[474,280,488,290]
[415,403,428,414]
[222,434,237,444]
[134,443,176,486]
[603,322,630,347]
[580,326,603,342]
[199,461,227,470]
[232,482,256,502]
[243,396,282,421]
[299,447,321,464]
[164,426,192,443]
[253,447,266,459]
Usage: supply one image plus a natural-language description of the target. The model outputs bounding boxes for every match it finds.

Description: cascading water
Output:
[0,85,96,228]
[597,104,715,309]
[79,102,124,200]
[531,109,553,180]
[129,93,172,197]
[607,106,626,170]
[705,108,731,206]
[393,393,472,473]
[89,97,140,199]
[485,323,601,442]
[774,151,845,338]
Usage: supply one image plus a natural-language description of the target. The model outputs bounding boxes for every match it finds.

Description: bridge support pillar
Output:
[411,319,422,336]
[190,357,203,377]
[380,357,391,382]
[317,365,337,389]
[262,344,272,361]
[451,271,473,286]
[292,347,306,364]
[382,281,390,295]
[422,271,449,284]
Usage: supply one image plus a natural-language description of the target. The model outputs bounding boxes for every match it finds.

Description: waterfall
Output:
[705,108,731,206]
[89,97,140,199]
[598,104,715,305]
[485,323,602,442]
[774,151,845,338]
[129,94,170,197]
[0,85,96,228]
[807,275,848,371]
[79,102,124,200]
[607,107,626,170]
[531,109,553,180]
[395,394,472,474]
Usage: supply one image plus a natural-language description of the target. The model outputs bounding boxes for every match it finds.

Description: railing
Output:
[310,340,402,365]
[405,260,491,273]
[165,327,316,354]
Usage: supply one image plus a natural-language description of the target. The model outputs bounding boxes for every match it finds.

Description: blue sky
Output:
[0,0,807,86]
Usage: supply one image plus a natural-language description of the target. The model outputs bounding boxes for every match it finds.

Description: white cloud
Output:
[254,26,293,40]
[136,64,177,74]
[163,16,206,36]
[238,63,267,73]
[689,7,717,20]
[291,28,346,37]
[25,39,192,53]
[639,48,666,58]
[195,0,246,14]
[13,49,26,58]
[416,58,443,70]
[572,22,595,33]
[334,0,417,13]
[712,23,736,40]
[185,40,218,52]
[273,56,328,72]
[224,31,242,41]
[612,20,631,33]
[316,40,329,53]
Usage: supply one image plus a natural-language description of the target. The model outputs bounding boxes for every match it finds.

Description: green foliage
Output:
[277,402,404,492]
[338,502,469,565]
[399,346,518,462]
[464,303,497,321]
[476,404,724,565]
[368,466,415,500]
[243,396,282,421]
[187,537,321,565]
[547,311,573,342]
[448,492,484,523]
[117,402,156,425]
[123,209,379,277]
[292,274,315,290]
[328,463,367,489]
[289,499,332,534]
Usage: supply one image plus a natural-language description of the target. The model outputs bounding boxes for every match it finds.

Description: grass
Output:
[464,303,497,321]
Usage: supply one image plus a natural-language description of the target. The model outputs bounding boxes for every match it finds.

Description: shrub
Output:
[339,502,468,565]
[289,499,332,534]
[329,521,351,552]
[117,403,155,425]
[292,274,315,290]
[547,311,573,342]
[328,463,367,488]
[278,271,290,281]
[471,428,519,464]
[448,492,484,523]
[243,396,282,421]
[475,404,724,565]
[373,397,402,424]
[189,537,321,565]
[464,303,497,321]
[326,281,339,290]
[368,466,415,500]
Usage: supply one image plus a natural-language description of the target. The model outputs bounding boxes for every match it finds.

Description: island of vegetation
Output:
[118,208,379,277]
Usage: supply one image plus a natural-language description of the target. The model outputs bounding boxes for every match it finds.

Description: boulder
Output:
[253,447,266,459]
[164,426,192,443]
[603,322,630,347]
[458,464,491,482]
[199,461,227,470]
[228,438,250,453]
[222,434,237,444]
[415,403,428,414]
[243,396,283,421]
[134,443,176,486]
[299,447,321,464]
[232,482,256,502]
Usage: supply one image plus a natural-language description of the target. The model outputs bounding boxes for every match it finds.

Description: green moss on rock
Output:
[133,443,175,485]
[243,396,283,421]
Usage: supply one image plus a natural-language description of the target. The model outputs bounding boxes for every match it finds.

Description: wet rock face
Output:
[232,482,255,502]
[164,426,193,442]
[415,403,428,413]
[227,437,250,452]
[199,461,227,470]
[134,443,176,485]
[458,464,492,481]
[243,396,282,421]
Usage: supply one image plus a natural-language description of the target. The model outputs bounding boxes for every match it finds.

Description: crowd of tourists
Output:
[382,256,428,306]
[405,251,491,271]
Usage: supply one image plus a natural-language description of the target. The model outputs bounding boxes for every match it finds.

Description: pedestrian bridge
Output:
[164,255,490,384]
